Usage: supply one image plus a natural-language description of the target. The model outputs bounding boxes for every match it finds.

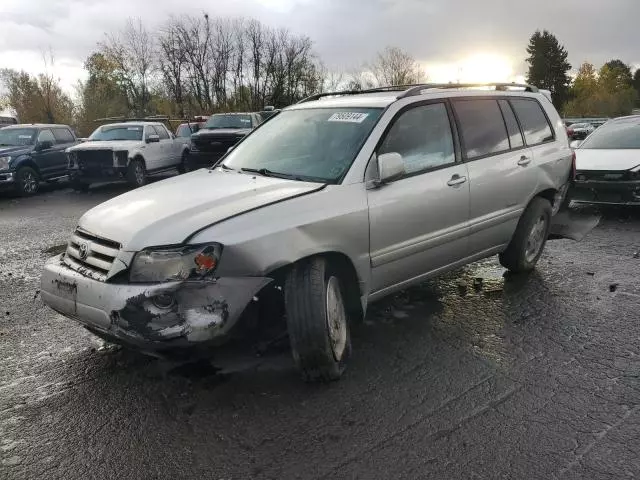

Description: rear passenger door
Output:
[367,101,470,294]
[452,98,536,255]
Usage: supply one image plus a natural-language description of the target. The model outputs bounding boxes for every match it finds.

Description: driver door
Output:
[31,129,62,179]
[143,126,163,171]
[367,101,471,294]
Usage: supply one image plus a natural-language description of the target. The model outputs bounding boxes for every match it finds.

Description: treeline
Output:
[525,30,640,117]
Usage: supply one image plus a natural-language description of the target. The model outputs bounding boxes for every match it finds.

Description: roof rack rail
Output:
[397,82,539,99]
[93,115,174,123]
[296,84,427,104]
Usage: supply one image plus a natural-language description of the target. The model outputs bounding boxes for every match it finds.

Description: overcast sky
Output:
[1,0,639,94]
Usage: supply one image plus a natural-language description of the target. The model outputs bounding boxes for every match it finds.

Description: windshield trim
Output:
[217,106,385,185]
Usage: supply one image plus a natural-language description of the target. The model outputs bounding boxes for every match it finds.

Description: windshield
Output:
[579,121,640,149]
[0,128,36,146]
[89,125,144,141]
[221,107,383,183]
[205,114,252,130]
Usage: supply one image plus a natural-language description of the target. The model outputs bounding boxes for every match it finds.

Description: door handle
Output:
[518,155,532,166]
[447,174,467,187]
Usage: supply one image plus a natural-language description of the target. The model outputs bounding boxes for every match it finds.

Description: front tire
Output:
[126,158,146,188]
[285,257,352,382]
[15,166,40,196]
[499,197,552,273]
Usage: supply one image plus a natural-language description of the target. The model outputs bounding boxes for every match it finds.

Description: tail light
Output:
[570,151,576,180]
[567,128,574,138]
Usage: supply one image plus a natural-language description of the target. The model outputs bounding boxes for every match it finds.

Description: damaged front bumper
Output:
[570,178,640,206]
[40,255,271,351]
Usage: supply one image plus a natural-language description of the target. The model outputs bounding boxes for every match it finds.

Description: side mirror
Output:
[570,140,582,149]
[36,140,53,151]
[146,134,160,143]
[377,152,405,184]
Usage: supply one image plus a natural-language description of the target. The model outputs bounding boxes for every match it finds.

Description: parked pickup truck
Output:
[67,122,190,190]
[0,123,79,196]
[188,113,263,170]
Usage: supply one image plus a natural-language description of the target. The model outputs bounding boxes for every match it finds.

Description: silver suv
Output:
[40,83,573,382]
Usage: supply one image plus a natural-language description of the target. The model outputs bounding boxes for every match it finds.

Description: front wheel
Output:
[284,257,352,382]
[15,166,40,196]
[499,197,552,273]
[126,159,146,188]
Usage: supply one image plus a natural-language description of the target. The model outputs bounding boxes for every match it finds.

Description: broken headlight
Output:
[129,243,223,283]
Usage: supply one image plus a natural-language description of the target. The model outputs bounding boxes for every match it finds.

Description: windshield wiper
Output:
[219,163,235,171]
[240,167,327,183]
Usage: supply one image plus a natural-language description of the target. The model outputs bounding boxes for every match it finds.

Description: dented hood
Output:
[77,169,323,250]
[575,149,640,171]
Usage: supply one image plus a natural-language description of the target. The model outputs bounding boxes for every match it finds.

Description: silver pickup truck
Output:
[41,83,572,382]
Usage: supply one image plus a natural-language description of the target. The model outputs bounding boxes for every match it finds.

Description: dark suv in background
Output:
[188,112,263,170]
[0,124,78,196]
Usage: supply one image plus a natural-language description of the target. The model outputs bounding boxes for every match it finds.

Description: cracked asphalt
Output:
[1,182,639,479]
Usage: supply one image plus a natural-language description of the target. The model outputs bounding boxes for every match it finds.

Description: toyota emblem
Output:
[78,242,90,260]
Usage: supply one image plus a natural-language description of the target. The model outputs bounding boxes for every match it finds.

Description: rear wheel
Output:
[284,257,352,382]
[499,197,552,273]
[15,167,40,196]
[126,158,146,188]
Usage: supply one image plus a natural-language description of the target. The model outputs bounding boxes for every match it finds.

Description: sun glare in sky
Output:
[427,53,524,84]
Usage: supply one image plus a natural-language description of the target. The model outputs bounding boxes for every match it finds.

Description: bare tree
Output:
[100,18,156,115]
[158,18,187,116]
[368,46,424,86]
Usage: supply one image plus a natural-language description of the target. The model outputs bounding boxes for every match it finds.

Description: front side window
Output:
[453,99,510,159]
[0,128,36,146]
[90,125,143,141]
[53,128,75,144]
[154,125,170,140]
[222,107,383,183]
[378,103,455,175]
[37,129,55,144]
[177,124,197,137]
[510,99,554,145]
[204,114,253,130]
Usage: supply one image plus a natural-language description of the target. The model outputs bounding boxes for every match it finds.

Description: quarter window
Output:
[498,100,524,149]
[510,99,554,145]
[453,99,510,159]
[379,103,455,175]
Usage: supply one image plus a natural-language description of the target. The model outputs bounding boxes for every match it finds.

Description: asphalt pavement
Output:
[1,181,639,480]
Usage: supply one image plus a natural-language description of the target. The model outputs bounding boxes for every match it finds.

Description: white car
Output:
[67,122,190,190]
[570,115,640,205]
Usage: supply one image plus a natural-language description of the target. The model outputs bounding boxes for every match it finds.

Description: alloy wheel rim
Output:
[525,216,547,263]
[325,276,347,361]
[135,165,144,184]
[22,172,37,193]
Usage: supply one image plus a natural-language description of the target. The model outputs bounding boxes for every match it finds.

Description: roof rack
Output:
[296,83,540,104]
[397,82,539,99]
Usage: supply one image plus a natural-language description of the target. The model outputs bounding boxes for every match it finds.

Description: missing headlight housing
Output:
[129,243,223,283]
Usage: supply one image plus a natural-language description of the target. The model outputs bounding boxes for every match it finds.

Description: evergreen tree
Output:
[525,30,571,112]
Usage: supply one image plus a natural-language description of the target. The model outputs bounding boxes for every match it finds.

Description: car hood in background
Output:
[77,169,324,250]
[0,146,31,157]
[575,149,640,171]
[67,140,142,152]
[194,128,252,138]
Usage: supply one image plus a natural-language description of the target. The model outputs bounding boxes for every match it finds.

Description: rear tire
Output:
[126,158,146,188]
[284,257,352,382]
[499,197,552,273]
[15,166,40,196]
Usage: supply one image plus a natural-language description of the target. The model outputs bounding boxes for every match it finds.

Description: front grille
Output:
[193,135,242,153]
[575,170,632,182]
[77,150,114,174]
[63,229,121,281]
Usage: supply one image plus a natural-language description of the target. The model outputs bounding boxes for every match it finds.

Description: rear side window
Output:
[510,99,554,145]
[154,125,170,140]
[498,100,524,149]
[453,99,509,159]
[52,128,75,144]
[379,103,455,175]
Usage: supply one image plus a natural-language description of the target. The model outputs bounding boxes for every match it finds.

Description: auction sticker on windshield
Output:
[328,112,369,123]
